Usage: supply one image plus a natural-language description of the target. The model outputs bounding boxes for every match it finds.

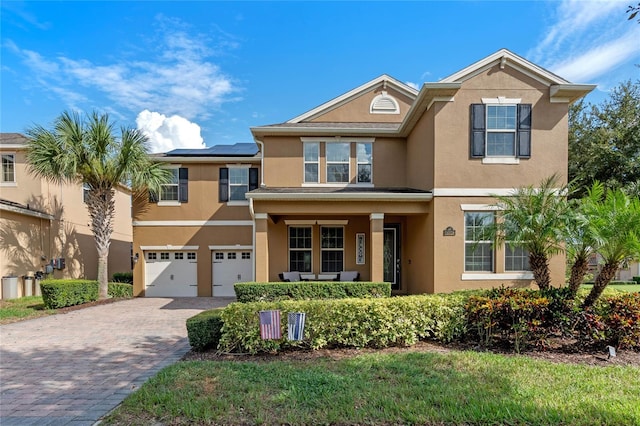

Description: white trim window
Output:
[303,142,319,183]
[326,142,350,183]
[505,244,530,271]
[464,212,494,272]
[486,105,517,156]
[1,153,16,184]
[356,142,372,184]
[229,167,249,201]
[289,227,312,272]
[321,226,344,273]
[160,169,179,201]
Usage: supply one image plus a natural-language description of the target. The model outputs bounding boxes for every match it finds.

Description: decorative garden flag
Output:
[287,312,306,341]
[259,310,281,340]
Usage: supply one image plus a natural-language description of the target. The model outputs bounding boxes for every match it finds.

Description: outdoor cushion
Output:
[280,271,301,282]
[338,271,359,281]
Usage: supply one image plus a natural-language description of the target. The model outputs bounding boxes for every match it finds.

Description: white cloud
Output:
[136,110,205,153]
[405,81,420,90]
[9,16,239,121]
[529,0,639,84]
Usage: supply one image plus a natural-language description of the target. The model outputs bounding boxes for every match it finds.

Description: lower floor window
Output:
[321,227,344,273]
[289,227,312,272]
[505,244,530,271]
[464,212,494,272]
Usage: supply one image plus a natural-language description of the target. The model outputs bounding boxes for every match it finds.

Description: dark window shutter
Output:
[249,167,259,191]
[219,167,229,202]
[470,104,486,158]
[178,167,188,203]
[149,190,158,203]
[517,104,532,158]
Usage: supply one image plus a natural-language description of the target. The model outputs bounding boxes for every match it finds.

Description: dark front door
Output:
[383,224,401,290]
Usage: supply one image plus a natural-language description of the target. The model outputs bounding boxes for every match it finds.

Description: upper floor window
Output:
[471,101,531,163]
[2,154,15,184]
[219,166,258,204]
[160,169,179,201]
[304,142,319,183]
[357,143,372,183]
[326,143,350,183]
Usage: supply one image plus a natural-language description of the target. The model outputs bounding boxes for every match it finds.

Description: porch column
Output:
[370,213,384,282]
[254,213,269,282]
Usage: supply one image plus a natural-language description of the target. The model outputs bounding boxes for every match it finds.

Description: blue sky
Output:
[2,1,639,152]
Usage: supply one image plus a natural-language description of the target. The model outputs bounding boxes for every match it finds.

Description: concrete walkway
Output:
[0,297,232,425]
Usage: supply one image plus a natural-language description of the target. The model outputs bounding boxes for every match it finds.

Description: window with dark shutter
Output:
[178,167,188,202]
[219,167,229,202]
[249,167,259,191]
[470,104,486,158]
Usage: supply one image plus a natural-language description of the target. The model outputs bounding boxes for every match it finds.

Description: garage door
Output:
[212,251,252,297]
[145,251,197,297]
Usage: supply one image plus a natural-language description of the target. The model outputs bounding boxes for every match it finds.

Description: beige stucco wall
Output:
[310,86,413,123]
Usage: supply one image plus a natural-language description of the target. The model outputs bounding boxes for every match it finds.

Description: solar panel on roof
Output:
[165,143,258,157]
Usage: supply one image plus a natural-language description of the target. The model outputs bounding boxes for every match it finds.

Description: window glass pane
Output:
[487,133,516,156]
[289,227,312,249]
[160,185,179,201]
[321,251,343,273]
[230,185,248,201]
[174,253,184,260]
[327,164,349,183]
[465,243,493,271]
[357,143,372,163]
[465,212,494,241]
[305,164,318,182]
[228,253,236,259]
[321,227,344,249]
[161,252,170,260]
[358,164,371,183]
[487,106,516,130]
[289,251,312,273]
[326,143,350,162]
[229,168,248,184]
[304,142,319,161]
[505,245,530,271]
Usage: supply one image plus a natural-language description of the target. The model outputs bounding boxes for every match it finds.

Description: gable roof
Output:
[287,74,418,123]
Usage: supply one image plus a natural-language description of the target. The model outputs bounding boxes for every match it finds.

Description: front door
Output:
[383,224,401,290]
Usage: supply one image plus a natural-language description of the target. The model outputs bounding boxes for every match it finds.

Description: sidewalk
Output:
[0,297,231,425]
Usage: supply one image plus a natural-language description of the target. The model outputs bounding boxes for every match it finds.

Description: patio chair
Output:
[279,271,301,282]
[338,271,360,281]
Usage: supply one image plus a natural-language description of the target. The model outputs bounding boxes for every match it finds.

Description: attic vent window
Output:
[370,91,400,115]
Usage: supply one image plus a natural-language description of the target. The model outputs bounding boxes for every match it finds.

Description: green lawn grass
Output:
[582,284,640,293]
[0,296,55,324]
[104,350,640,426]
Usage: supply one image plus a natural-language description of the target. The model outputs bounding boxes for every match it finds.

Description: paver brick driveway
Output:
[0,297,231,425]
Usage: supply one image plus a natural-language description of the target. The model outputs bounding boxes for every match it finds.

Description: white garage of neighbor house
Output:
[143,248,198,297]
[211,248,253,297]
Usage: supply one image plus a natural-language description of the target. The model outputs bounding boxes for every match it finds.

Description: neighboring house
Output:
[0,133,133,297]
[132,49,595,297]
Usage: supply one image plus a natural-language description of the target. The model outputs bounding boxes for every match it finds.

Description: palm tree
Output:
[582,185,640,308]
[490,175,571,290]
[26,111,171,299]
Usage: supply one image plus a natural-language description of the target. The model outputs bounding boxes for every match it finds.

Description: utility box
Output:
[2,276,19,300]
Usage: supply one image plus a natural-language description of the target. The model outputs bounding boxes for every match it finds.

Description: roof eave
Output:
[247,192,433,202]
[153,155,261,163]
[250,126,399,138]
[549,84,597,104]
[399,83,462,137]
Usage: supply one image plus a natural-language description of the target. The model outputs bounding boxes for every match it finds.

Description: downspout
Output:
[251,138,264,281]
[254,138,265,187]
[250,197,256,282]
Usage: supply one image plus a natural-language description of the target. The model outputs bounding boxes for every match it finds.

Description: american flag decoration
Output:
[259,310,281,340]
[287,312,306,341]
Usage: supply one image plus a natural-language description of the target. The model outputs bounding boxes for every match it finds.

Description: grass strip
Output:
[0,296,55,324]
[104,350,640,425]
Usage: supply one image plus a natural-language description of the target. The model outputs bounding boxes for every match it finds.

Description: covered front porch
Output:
[247,187,432,293]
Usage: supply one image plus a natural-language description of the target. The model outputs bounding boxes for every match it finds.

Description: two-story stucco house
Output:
[0,133,133,297]
[132,49,595,297]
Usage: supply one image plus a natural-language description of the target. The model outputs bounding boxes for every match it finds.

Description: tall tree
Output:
[582,184,640,308]
[26,111,171,299]
[489,175,571,291]
[568,80,640,198]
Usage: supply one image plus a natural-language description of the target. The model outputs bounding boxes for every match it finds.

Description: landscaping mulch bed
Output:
[183,340,640,367]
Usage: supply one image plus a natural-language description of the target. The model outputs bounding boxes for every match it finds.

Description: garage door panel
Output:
[145,251,197,297]
[212,251,252,297]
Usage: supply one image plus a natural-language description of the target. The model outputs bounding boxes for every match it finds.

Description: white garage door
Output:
[145,251,198,297]
[212,251,253,297]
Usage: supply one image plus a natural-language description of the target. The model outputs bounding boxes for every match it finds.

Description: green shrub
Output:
[112,272,133,284]
[186,309,225,351]
[465,287,573,352]
[632,276,640,284]
[40,279,133,309]
[576,293,640,350]
[218,293,469,354]
[234,281,391,303]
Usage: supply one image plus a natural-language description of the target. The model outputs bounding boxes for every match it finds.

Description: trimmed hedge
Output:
[234,281,391,303]
[632,276,640,284]
[217,293,469,354]
[40,279,133,309]
[186,308,225,351]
